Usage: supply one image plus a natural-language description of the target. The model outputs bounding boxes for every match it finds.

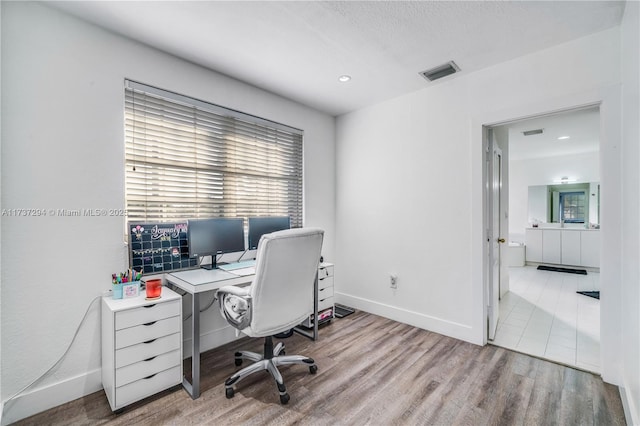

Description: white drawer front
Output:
[116,316,181,349]
[318,285,334,299]
[318,265,334,279]
[116,299,180,330]
[116,333,181,369]
[318,275,334,291]
[319,296,334,311]
[115,365,181,408]
[116,349,181,387]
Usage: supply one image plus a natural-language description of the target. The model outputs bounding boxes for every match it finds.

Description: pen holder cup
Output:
[112,283,123,299]
[145,279,162,299]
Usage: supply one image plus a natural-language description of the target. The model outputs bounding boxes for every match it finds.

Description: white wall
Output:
[0,2,335,423]
[620,1,640,424]
[509,151,600,241]
[336,25,625,378]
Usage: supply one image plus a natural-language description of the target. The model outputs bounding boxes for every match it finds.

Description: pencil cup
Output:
[112,283,123,299]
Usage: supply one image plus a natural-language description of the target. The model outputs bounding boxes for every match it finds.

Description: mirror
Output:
[528,182,600,227]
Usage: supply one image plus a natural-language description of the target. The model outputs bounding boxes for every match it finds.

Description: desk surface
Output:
[167,267,254,294]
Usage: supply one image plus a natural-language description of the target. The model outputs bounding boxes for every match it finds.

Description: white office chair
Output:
[217,228,324,404]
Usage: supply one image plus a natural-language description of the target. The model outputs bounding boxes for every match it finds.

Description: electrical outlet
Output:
[390,274,398,289]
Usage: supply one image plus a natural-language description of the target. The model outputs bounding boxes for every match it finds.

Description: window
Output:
[124,81,303,227]
[560,192,586,223]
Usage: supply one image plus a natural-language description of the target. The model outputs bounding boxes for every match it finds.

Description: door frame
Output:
[480,103,603,342]
[474,93,613,329]
[474,88,621,386]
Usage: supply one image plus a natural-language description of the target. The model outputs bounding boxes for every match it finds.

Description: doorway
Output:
[484,105,602,373]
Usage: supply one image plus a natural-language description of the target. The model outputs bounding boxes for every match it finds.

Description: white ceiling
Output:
[505,107,600,161]
[46,1,625,117]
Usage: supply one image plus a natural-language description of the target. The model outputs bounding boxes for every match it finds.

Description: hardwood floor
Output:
[15,311,626,425]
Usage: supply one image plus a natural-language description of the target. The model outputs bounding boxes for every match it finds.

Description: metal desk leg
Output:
[294,272,318,341]
[183,292,201,399]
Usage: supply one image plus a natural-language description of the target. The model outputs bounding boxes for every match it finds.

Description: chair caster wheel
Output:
[280,393,290,404]
[235,359,243,367]
[309,365,318,374]
[225,387,235,399]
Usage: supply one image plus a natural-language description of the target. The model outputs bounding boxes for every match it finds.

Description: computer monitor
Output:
[247,216,291,250]
[188,218,245,269]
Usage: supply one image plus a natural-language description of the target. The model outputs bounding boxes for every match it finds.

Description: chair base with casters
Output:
[225,336,317,404]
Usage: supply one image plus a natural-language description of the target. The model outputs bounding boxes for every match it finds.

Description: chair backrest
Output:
[248,228,324,336]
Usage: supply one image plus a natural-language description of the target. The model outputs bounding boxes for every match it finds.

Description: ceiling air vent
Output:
[523,129,544,136]
[420,61,460,82]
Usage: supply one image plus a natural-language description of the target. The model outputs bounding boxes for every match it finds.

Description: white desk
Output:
[165,266,319,399]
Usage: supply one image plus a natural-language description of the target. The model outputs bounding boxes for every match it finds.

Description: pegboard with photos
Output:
[128,222,196,274]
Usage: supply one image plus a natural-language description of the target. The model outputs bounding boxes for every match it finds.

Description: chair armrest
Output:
[218,286,252,330]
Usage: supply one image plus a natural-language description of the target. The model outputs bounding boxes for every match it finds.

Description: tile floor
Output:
[490,265,601,373]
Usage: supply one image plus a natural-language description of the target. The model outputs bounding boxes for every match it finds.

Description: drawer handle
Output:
[319,287,326,292]
[143,304,157,309]
[144,356,157,362]
[143,338,157,344]
[319,277,326,280]
[143,321,157,326]
[143,373,157,380]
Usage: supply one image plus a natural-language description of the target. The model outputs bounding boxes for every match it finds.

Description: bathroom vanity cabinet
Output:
[525,228,600,268]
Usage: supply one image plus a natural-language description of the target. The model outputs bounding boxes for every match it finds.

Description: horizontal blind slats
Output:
[125,83,303,228]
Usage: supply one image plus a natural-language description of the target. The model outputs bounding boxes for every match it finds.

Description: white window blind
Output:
[124,81,303,227]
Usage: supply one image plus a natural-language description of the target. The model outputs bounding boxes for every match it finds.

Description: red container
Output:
[145,279,162,299]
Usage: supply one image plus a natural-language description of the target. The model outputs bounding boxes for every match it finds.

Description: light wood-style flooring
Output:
[15,311,626,425]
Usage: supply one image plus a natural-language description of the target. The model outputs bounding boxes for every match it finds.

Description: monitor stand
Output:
[199,254,218,270]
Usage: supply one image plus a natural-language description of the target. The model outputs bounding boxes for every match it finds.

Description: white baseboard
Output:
[1,368,102,426]
[335,292,479,345]
[619,385,639,426]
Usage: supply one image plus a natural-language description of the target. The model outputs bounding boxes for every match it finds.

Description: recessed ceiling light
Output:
[338,75,351,83]
[558,136,570,140]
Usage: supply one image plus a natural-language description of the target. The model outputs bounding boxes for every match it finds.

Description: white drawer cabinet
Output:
[102,287,182,412]
[301,263,334,328]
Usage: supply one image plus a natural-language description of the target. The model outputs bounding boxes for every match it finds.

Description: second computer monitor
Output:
[248,216,291,250]
[189,217,245,268]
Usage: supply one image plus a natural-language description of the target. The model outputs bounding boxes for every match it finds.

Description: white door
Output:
[488,141,503,341]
